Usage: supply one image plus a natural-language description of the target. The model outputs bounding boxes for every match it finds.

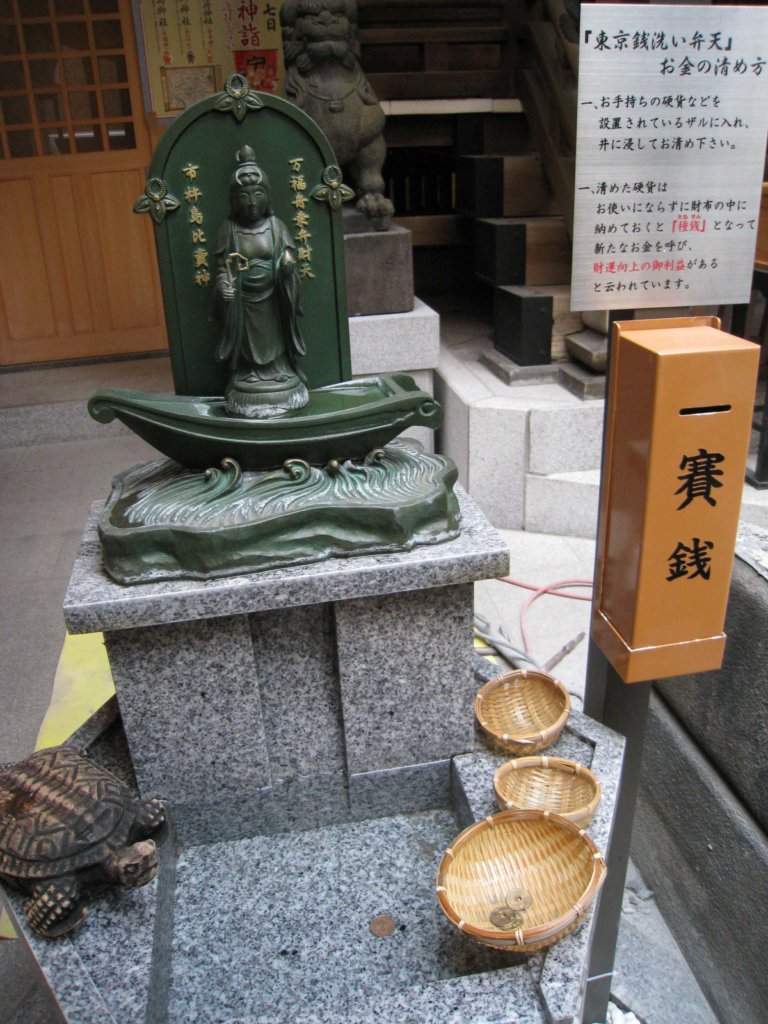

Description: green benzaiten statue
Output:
[215,145,309,418]
[89,82,460,582]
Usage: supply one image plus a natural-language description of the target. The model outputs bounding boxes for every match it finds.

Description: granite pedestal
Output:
[64,487,509,842]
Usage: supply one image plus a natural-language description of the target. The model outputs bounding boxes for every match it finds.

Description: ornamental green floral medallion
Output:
[310,165,355,210]
[133,177,180,224]
[214,73,265,121]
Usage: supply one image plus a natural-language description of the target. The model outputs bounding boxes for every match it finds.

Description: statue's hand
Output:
[219,281,236,301]
[280,251,296,276]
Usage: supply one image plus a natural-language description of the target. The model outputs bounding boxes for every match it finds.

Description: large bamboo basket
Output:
[494,756,602,828]
[436,809,606,952]
[474,670,570,754]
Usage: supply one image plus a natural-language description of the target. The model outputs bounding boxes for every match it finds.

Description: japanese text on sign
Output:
[289,157,315,280]
[571,5,768,311]
[666,446,725,582]
[181,162,211,287]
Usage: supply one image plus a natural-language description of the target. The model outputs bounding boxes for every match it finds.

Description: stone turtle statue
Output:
[281,0,394,230]
[0,745,165,938]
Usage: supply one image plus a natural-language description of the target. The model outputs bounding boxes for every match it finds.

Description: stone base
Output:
[344,224,414,316]
[97,440,460,584]
[493,285,553,366]
[480,348,561,386]
[64,488,510,829]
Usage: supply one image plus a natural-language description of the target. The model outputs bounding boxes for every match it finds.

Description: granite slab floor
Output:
[167,808,542,1024]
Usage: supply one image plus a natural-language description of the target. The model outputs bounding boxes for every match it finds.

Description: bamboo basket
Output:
[494,756,602,828]
[474,670,570,754]
[435,809,606,952]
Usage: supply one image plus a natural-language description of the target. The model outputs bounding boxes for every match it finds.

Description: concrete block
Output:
[433,377,469,488]
[634,693,768,1024]
[656,555,768,831]
[343,224,414,316]
[528,403,604,475]
[396,369,435,453]
[468,402,527,529]
[349,298,440,376]
[434,347,529,529]
[524,470,600,538]
[434,346,495,490]
[493,285,553,366]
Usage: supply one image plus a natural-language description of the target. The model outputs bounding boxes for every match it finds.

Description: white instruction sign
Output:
[571,4,768,311]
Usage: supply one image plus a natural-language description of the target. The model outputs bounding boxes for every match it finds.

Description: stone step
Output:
[456,153,560,219]
[474,215,571,288]
[435,325,768,538]
[435,335,604,533]
[565,327,608,372]
[524,469,601,539]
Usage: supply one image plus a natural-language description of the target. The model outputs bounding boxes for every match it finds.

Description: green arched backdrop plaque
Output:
[140,77,352,397]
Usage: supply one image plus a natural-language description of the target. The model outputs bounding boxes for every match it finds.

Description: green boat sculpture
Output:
[89,374,442,472]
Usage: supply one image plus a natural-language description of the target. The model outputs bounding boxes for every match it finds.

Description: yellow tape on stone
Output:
[35,633,115,751]
[0,904,18,940]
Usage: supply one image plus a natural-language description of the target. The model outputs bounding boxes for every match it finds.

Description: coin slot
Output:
[679,404,731,416]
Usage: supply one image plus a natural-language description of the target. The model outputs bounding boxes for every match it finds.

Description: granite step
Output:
[436,315,768,538]
[435,331,605,534]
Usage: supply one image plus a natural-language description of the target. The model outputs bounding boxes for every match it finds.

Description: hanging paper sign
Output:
[571,4,768,311]
[139,0,284,114]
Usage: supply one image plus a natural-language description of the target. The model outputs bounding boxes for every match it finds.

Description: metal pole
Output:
[582,647,652,1024]
[581,306,650,1024]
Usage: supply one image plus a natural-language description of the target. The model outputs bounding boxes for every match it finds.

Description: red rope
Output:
[497,577,594,656]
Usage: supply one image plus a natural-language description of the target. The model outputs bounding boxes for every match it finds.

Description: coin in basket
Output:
[489,906,524,930]
[506,887,532,911]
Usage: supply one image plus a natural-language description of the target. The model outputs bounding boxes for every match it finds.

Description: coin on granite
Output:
[369,914,397,937]
[489,906,524,930]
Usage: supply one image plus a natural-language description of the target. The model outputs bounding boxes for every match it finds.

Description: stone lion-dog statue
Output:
[281,0,395,230]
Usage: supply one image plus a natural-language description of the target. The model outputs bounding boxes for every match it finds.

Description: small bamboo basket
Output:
[474,670,570,754]
[436,809,606,952]
[493,756,602,828]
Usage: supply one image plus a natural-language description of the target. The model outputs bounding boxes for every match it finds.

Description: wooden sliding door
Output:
[0,0,165,365]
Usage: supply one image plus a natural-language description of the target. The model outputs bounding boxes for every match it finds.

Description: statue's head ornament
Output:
[232,145,270,190]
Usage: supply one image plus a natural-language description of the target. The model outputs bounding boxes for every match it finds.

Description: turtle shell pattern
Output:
[0,745,146,880]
